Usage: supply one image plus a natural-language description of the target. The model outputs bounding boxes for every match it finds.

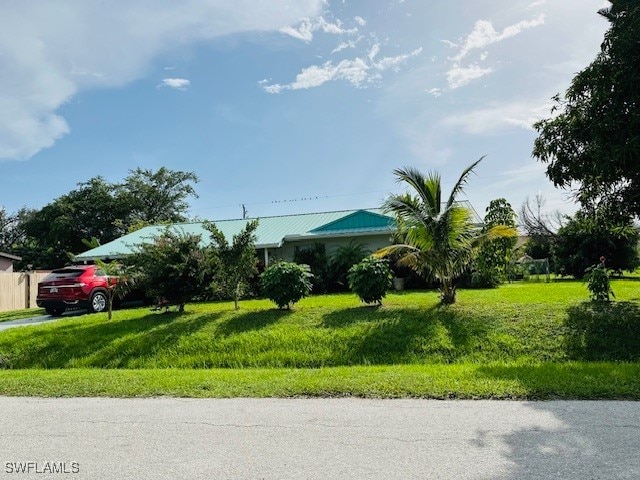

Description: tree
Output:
[0,206,32,254]
[552,211,639,278]
[533,1,640,218]
[376,158,516,304]
[94,259,135,321]
[518,195,564,270]
[127,229,215,312]
[205,220,259,310]
[16,168,199,269]
[19,177,129,268]
[474,198,517,287]
[119,167,199,224]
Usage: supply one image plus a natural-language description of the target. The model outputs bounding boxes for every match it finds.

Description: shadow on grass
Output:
[564,301,640,361]
[322,305,497,365]
[0,311,220,368]
[216,309,293,336]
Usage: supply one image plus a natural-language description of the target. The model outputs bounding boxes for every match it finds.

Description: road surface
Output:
[0,398,638,479]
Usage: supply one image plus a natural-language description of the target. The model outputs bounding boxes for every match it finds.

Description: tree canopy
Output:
[3,167,199,269]
[533,1,640,217]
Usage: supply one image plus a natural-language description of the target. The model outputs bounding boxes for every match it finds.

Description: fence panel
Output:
[0,271,52,312]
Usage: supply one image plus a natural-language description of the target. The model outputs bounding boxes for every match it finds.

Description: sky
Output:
[0,0,610,223]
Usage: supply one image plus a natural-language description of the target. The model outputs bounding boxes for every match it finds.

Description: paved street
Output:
[0,398,638,479]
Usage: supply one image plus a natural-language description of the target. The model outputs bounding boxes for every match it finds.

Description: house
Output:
[74,204,483,266]
[0,252,22,272]
[74,209,397,266]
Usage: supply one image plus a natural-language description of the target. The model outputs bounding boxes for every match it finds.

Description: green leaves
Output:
[347,257,393,305]
[533,1,640,216]
[260,262,313,310]
[380,159,485,304]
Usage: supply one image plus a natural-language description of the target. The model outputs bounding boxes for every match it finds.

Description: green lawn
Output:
[0,308,45,323]
[1,280,639,398]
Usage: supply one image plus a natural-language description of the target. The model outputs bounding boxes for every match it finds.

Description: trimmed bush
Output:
[260,262,313,309]
[348,257,393,305]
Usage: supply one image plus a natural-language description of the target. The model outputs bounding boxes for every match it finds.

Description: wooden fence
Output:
[0,271,51,312]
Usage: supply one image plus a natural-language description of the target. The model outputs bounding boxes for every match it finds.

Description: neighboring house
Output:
[0,252,22,272]
[74,205,483,266]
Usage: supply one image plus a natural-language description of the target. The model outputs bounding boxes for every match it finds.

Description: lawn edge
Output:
[1,362,639,400]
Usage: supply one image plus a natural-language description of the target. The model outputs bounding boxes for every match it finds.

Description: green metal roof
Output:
[74,209,396,261]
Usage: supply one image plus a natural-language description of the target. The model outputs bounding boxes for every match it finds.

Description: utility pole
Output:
[242,204,248,219]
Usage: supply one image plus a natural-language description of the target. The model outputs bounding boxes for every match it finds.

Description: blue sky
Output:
[0,0,609,222]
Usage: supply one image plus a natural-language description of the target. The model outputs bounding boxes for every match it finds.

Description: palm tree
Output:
[376,157,514,304]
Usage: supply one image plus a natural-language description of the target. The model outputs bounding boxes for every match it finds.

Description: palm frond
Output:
[445,156,485,209]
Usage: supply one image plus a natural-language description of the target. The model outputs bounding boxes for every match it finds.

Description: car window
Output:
[44,269,86,281]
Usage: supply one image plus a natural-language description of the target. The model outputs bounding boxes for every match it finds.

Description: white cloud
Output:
[279,16,358,43]
[453,15,545,62]
[264,47,421,93]
[0,0,325,160]
[427,88,443,97]
[527,0,547,10]
[158,78,191,90]
[354,16,366,26]
[331,39,360,54]
[446,63,493,89]
[433,14,545,92]
[440,100,552,134]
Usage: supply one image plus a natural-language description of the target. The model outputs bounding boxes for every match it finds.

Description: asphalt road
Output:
[0,398,638,479]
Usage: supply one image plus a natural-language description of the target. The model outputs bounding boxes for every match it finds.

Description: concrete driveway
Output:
[0,398,638,480]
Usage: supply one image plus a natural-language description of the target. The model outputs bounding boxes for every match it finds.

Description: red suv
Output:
[37,265,116,316]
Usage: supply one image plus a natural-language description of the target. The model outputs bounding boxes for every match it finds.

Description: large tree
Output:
[0,206,32,254]
[533,1,640,217]
[376,158,515,304]
[119,167,199,224]
[20,177,128,268]
[16,168,199,269]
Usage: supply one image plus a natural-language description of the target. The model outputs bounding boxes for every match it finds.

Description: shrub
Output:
[260,262,313,309]
[585,258,615,302]
[348,257,393,305]
[329,240,370,291]
[293,243,329,293]
[552,212,639,278]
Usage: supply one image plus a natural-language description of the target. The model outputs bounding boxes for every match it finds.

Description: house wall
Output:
[268,233,393,265]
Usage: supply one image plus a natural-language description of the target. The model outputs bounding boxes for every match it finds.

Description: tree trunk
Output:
[440,280,456,305]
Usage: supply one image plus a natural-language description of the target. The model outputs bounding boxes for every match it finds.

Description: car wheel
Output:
[46,306,65,317]
[90,291,108,313]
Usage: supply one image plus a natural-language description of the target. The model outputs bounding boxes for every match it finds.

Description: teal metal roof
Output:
[310,210,395,233]
[74,209,396,261]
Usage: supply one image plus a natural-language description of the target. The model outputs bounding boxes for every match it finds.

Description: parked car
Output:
[36,265,116,316]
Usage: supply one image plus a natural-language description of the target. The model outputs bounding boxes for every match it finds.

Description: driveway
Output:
[0,310,84,332]
[0,398,638,479]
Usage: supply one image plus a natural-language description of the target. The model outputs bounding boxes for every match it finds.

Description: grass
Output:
[0,308,45,322]
[1,279,639,398]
